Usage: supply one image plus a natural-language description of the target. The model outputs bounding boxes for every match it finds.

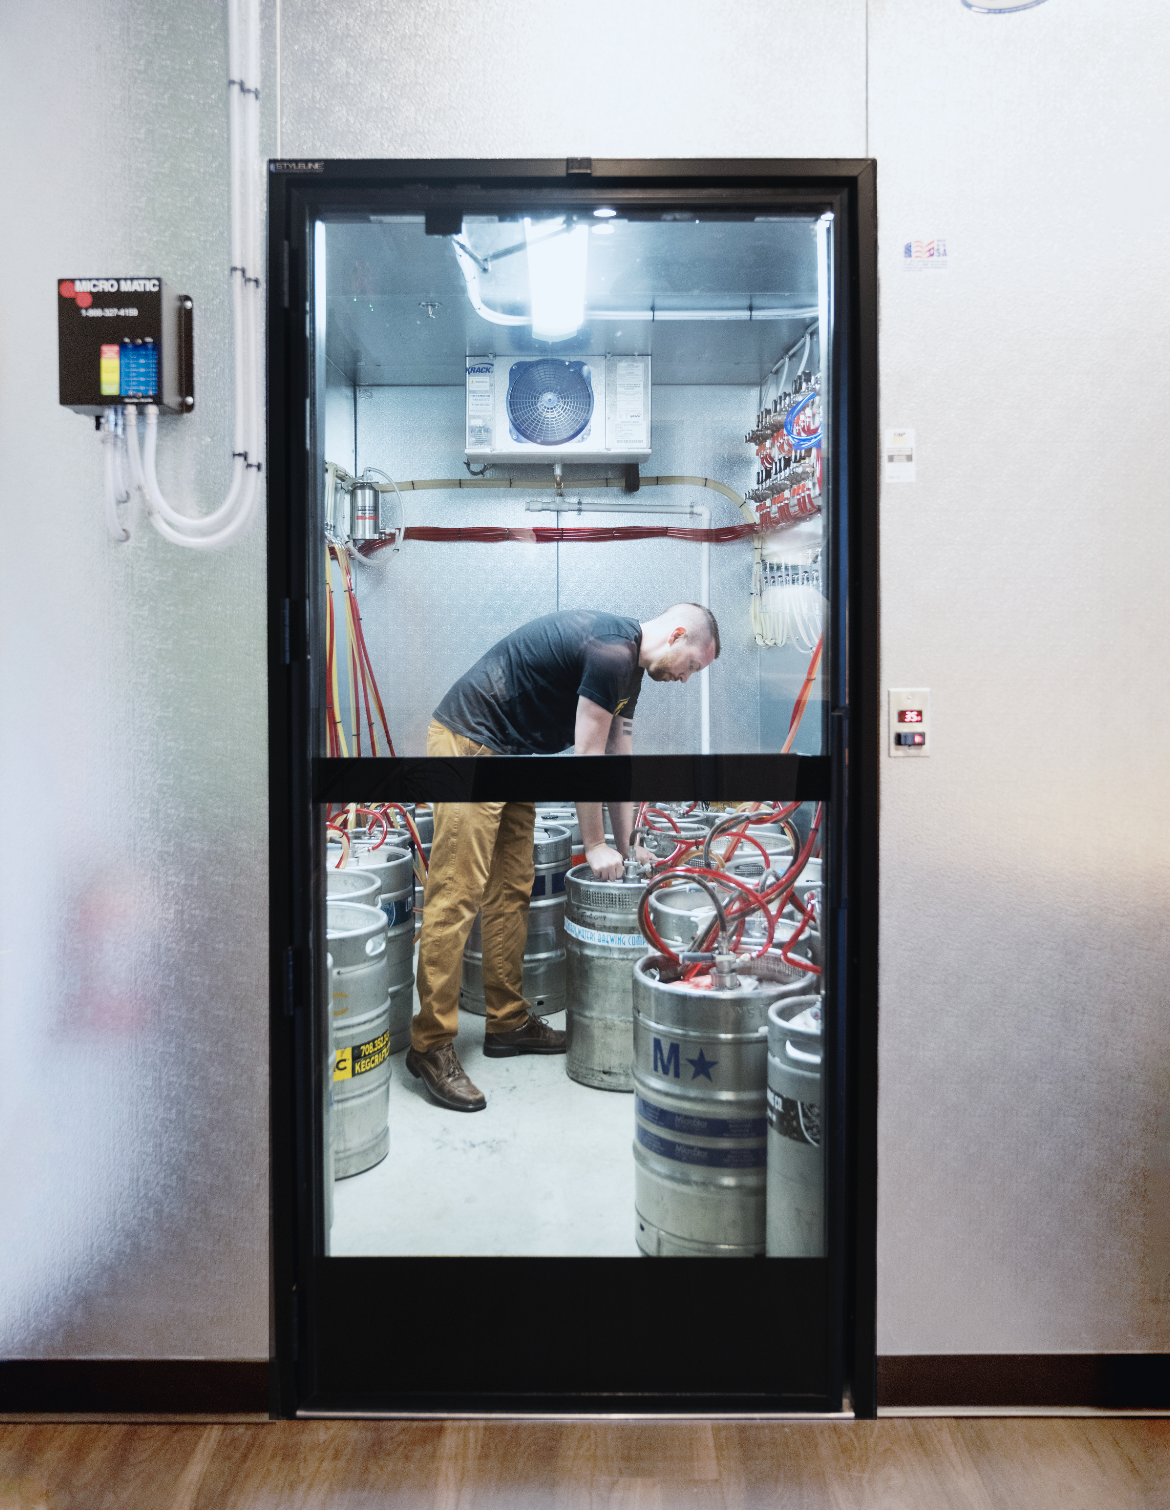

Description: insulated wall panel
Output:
[871,0,1170,1354]
[278,0,866,163]
[0,0,271,1358]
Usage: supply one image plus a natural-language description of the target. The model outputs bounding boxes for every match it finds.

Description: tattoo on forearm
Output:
[621,720,633,735]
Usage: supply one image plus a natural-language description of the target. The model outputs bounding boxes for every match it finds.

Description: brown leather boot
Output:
[405,1041,487,1111]
[483,1013,568,1057]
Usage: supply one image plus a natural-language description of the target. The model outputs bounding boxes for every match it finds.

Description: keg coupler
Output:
[623,829,654,882]
[663,872,739,989]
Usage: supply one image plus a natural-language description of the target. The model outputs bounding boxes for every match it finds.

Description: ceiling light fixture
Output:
[524,217,589,342]
[960,0,1050,11]
[593,207,617,218]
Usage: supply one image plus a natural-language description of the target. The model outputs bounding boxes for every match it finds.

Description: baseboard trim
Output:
[0,1360,269,1416]
[7,1357,1166,1417]
[878,1354,1170,1410]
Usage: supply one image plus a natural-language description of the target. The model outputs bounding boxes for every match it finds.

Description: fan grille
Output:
[507,360,593,446]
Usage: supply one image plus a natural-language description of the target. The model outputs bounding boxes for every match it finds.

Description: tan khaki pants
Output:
[412,718,535,1052]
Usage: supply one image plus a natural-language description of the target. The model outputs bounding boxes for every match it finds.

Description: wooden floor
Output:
[0,1418,1167,1509]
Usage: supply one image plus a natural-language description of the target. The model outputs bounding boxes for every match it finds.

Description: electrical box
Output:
[888,688,930,757]
[58,276,194,417]
[465,353,651,465]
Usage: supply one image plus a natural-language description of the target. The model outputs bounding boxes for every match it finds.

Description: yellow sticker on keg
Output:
[334,1032,390,1080]
[352,1031,390,1075]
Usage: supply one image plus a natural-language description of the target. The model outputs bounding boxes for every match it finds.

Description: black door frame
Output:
[267,158,878,1419]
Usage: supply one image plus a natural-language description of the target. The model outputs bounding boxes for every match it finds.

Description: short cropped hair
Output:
[682,603,721,659]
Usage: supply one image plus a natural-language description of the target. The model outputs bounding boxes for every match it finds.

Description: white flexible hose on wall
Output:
[111,0,262,549]
[100,414,130,543]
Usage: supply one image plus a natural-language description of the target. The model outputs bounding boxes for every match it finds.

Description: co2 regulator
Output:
[58,276,194,417]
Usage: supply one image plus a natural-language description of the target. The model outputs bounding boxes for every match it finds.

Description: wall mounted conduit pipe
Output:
[116,0,263,549]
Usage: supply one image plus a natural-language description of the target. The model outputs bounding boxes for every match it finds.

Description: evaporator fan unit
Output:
[507,359,594,446]
[465,353,650,463]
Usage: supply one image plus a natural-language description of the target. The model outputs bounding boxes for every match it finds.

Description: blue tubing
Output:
[784,390,821,448]
[785,386,821,440]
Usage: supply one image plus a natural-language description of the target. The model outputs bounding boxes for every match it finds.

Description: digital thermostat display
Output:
[897,709,923,724]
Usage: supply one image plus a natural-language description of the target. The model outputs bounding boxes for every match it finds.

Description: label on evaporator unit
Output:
[608,356,647,449]
[466,359,494,448]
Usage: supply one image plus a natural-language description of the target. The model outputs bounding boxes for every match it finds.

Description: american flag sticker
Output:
[902,237,949,270]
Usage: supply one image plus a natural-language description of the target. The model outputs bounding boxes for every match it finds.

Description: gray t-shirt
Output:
[433,610,644,755]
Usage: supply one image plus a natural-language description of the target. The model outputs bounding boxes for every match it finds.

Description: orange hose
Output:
[781,635,823,756]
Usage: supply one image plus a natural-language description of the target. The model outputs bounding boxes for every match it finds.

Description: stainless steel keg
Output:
[323,953,336,1230]
[564,865,649,1091]
[460,822,571,1018]
[326,867,381,907]
[766,995,824,1256]
[534,806,615,853]
[536,804,578,840]
[647,883,718,949]
[327,900,392,1178]
[647,883,814,959]
[632,953,800,1256]
[326,841,414,930]
[711,821,795,879]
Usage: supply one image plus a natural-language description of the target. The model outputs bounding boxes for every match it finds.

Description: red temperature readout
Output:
[897,709,923,724]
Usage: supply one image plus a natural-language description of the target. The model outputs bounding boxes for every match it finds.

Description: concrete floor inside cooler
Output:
[330,959,638,1256]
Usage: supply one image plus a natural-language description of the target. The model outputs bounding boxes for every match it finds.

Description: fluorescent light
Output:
[593,207,617,218]
[524,217,589,342]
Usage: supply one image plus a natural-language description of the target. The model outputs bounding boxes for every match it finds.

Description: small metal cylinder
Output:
[349,481,380,541]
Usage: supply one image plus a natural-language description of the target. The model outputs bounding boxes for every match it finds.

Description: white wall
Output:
[3,0,1166,1360]
[0,0,272,1358]
[870,0,1170,1354]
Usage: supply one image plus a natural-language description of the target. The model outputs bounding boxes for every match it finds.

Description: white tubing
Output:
[100,415,130,543]
[130,406,259,550]
[117,0,261,550]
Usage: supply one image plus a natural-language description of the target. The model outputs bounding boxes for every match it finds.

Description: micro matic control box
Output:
[58,276,194,416]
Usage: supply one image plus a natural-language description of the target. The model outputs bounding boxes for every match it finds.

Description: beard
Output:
[645,654,677,682]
